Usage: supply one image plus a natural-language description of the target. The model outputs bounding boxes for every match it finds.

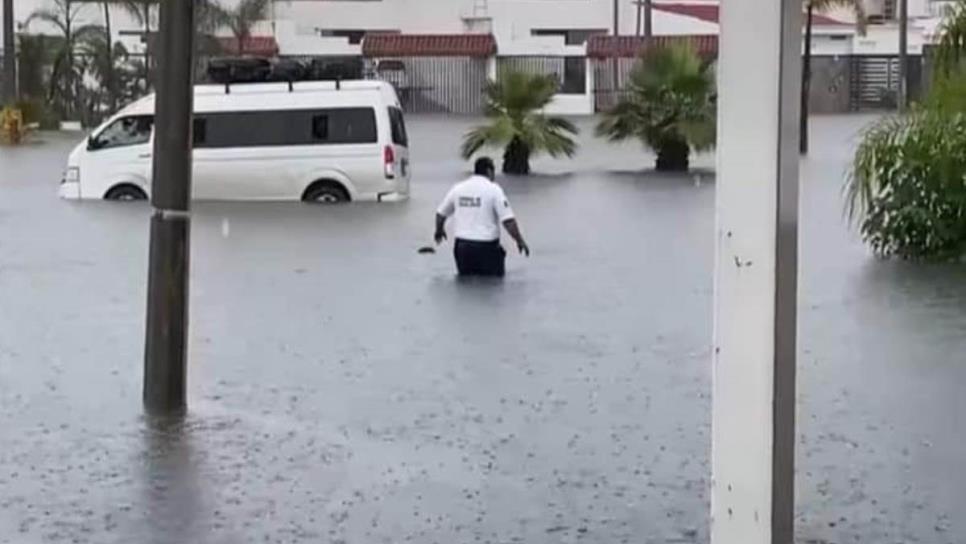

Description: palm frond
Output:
[522,115,579,158]
[809,0,866,34]
[460,117,515,159]
[26,9,69,34]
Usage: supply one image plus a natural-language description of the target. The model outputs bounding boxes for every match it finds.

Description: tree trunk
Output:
[898,0,908,111]
[800,3,814,155]
[143,3,151,92]
[655,138,690,172]
[65,0,74,118]
[502,137,532,175]
[103,2,116,112]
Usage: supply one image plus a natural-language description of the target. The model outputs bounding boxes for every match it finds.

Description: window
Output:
[192,108,377,149]
[531,28,607,46]
[193,118,207,147]
[312,115,329,140]
[90,115,153,150]
[389,107,408,147]
[561,57,586,95]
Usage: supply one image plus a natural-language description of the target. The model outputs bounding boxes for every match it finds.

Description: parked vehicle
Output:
[59,80,410,203]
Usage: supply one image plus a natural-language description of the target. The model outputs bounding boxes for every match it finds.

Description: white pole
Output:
[712,0,801,542]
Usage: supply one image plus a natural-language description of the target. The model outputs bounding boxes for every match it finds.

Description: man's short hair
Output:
[474,157,495,177]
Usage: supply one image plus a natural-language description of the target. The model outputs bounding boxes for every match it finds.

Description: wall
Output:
[809,56,853,113]
[853,24,925,54]
[275,0,644,50]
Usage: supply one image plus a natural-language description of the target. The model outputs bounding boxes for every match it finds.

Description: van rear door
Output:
[388,107,410,181]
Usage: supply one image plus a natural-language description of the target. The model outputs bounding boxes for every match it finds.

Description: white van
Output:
[59,80,410,203]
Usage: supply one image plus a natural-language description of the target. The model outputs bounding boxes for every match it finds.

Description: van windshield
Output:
[89,115,154,151]
[389,107,408,148]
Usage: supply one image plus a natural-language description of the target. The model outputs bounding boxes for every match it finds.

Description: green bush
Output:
[846,112,966,260]
[595,44,715,172]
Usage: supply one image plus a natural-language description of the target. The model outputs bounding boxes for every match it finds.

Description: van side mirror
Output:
[87,135,98,151]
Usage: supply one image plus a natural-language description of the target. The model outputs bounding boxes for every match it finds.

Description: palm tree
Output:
[933,0,966,78]
[115,0,156,91]
[596,45,715,172]
[208,0,272,55]
[77,23,129,115]
[26,0,101,118]
[801,0,865,154]
[460,71,578,176]
[75,0,119,110]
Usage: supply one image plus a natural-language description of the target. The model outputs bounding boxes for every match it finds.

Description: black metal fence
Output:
[366,56,488,114]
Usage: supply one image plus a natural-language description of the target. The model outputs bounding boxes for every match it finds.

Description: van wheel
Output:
[303,182,349,204]
[105,184,148,201]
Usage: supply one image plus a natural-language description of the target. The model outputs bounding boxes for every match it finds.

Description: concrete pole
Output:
[898,0,908,111]
[143,0,195,415]
[2,0,15,103]
[712,0,800,542]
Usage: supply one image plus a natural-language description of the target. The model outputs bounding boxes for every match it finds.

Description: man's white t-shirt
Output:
[437,175,515,242]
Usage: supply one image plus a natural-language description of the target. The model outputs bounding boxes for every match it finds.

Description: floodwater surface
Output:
[0,116,963,543]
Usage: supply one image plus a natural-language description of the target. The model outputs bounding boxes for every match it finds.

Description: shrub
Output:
[595,45,715,172]
[846,112,966,259]
[461,71,578,176]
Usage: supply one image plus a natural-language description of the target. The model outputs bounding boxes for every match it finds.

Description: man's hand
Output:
[517,240,530,257]
[434,213,448,245]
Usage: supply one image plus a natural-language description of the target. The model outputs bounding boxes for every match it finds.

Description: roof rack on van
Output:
[206,57,360,89]
[222,79,299,94]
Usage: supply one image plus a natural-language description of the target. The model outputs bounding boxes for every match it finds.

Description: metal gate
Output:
[367,57,488,114]
[851,56,899,110]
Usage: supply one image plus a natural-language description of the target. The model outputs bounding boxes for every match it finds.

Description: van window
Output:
[193,108,377,149]
[90,115,154,150]
[389,107,408,147]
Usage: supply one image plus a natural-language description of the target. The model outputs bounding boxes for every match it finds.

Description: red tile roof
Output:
[216,36,280,57]
[653,3,848,26]
[362,34,497,58]
[587,35,718,59]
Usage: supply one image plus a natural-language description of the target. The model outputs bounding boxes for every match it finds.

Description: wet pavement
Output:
[0,116,964,543]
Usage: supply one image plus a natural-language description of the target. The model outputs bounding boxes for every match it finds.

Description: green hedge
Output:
[847,112,966,260]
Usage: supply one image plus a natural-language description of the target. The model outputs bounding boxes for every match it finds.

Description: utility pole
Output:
[634,0,653,39]
[2,0,15,103]
[897,0,908,112]
[636,0,643,37]
[644,0,653,38]
[612,0,620,106]
[143,0,195,415]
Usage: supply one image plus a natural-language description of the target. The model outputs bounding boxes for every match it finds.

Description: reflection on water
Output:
[138,415,204,544]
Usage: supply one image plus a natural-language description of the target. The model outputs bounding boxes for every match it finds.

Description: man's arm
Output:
[435,213,448,244]
[494,186,529,256]
[435,189,456,244]
[502,218,530,257]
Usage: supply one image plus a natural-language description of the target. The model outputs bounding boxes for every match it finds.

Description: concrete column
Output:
[486,55,497,81]
[712,0,801,542]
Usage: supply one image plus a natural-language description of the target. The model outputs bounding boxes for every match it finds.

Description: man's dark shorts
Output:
[454,238,506,277]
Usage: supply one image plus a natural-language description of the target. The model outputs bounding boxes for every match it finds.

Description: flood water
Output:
[0,116,963,543]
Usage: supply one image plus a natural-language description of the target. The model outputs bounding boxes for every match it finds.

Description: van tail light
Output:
[384,145,396,179]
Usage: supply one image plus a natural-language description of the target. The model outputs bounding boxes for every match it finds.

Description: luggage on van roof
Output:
[206,57,360,85]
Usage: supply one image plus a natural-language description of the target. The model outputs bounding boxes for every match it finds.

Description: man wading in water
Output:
[434,157,530,277]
